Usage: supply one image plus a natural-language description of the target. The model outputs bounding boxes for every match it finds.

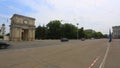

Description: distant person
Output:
[109,29,112,42]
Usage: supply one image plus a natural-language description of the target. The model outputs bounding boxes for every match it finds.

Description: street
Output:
[0,39,119,68]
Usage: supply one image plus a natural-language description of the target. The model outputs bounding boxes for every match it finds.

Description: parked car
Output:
[60,38,69,42]
[81,38,85,41]
[0,42,10,49]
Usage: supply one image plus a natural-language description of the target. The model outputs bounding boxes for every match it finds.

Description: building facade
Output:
[10,14,35,41]
[112,26,120,39]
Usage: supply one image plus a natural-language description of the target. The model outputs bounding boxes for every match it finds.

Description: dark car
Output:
[60,38,69,42]
[0,42,10,49]
[81,38,85,41]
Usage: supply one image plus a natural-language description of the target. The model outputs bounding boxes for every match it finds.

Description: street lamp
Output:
[77,23,79,40]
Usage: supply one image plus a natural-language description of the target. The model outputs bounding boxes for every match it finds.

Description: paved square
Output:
[0,39,120,68]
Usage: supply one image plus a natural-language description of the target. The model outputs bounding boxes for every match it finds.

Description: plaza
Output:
[0,39,120,68]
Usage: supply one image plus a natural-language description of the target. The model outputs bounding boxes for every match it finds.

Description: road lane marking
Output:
[89,56,100,68]
[99,43,111,68]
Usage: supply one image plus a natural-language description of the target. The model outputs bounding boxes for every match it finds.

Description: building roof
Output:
[11,14,35,20]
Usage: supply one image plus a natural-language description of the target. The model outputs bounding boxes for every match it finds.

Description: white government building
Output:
[112,26,120,39]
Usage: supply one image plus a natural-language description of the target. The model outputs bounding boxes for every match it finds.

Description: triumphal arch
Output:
[10,14,35,41]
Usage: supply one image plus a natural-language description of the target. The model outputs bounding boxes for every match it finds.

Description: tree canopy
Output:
[35,20,104,39]
[47,20,62,39]
[61,23,77,39]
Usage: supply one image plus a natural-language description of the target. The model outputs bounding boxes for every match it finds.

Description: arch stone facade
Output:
[10,14,35,41]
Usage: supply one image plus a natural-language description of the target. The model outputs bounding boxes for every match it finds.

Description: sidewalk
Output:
[104,39,120,68]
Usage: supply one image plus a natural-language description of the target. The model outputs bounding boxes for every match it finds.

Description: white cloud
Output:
[46,0,106,9]
[2,0,120,34]
[8,6,22,12]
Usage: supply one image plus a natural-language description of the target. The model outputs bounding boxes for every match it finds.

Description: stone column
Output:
[28,29,31,41]
[33,29,35,41]
[27,29,35,41]
[18,28,22,41]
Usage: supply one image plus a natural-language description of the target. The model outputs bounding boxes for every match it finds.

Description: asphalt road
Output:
[0,39,119,68]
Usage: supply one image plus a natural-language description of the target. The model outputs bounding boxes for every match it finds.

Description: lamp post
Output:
[77,23,79,40]
[60,20,64,38]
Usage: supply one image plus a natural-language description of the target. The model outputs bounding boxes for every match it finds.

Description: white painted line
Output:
[99,42,111,68]
[89,56,100,68]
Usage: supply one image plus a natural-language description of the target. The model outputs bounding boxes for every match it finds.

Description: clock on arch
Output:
[23,20,28,24]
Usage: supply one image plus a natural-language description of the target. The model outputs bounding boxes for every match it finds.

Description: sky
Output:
[0,0,120,34]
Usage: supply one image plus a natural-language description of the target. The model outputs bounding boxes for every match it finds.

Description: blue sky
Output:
[0,0,120,34]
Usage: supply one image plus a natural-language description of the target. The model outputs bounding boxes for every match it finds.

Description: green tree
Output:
[35,25,48,39]
[61,23,77,39]
[41,25,48,39]
[84,29,95,39]
[78,27,85,39]
[94,32,103,39]
[35,25,42,39]
[103,34,108,38]
[47,20,62,39]
[35,20,104,39]
[84,29,103,39]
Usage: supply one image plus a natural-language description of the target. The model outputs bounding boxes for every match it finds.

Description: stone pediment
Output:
[11,14,35,20]
[11,14,35,26]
